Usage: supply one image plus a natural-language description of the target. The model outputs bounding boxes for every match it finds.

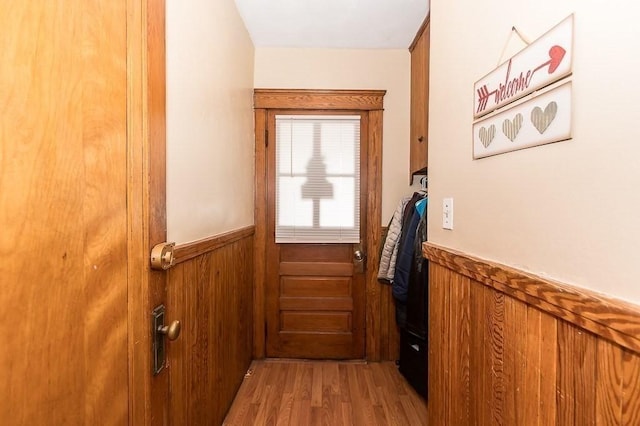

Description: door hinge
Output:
[265,128,269,147]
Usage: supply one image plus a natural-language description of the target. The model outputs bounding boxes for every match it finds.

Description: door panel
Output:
[266,111,367,359]
[0,1,128,423]
[281,277,352,297]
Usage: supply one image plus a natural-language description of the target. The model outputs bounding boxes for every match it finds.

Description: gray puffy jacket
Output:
[377,196,411,283]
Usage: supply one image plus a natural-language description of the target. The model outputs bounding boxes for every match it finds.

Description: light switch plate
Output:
[443,198,453,230]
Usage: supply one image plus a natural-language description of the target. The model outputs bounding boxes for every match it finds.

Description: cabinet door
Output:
[409,20,430,181]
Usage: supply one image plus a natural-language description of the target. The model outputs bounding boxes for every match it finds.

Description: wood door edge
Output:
[253,108,268,359]
[127,0,168,425]
[364,109,384,361]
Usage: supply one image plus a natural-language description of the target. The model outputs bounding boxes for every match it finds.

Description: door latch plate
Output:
[152,305,166,375]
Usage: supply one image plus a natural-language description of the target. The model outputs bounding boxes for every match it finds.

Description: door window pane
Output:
[275,115,360,243]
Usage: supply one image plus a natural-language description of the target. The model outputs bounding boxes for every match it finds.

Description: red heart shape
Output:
[547,45,566,73]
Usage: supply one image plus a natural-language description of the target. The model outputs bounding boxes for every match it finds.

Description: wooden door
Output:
[0,1,129,423]
[265,111,368,359]
[0,1,169,425]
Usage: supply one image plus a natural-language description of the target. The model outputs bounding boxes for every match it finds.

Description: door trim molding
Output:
[253,89,386,360]
[254,89,386,110]
[127,0,168,424]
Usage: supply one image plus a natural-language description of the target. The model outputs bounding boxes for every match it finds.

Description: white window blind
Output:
[275,115,361,243]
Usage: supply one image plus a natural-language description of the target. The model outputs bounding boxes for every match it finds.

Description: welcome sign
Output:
[473,81,572,159]
[473,15,573,119]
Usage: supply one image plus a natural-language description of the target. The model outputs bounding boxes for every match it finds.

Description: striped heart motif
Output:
[531,101,558,134]
[502,113,523,142]
[479,125,496,148]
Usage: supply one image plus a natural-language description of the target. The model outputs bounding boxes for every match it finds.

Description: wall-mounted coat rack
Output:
[410,166,427,185]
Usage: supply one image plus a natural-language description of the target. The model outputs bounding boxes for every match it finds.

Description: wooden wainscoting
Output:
[167,227,255,425]
[378,226,401,362]
[423,242,640,425]
[378,281,401,361]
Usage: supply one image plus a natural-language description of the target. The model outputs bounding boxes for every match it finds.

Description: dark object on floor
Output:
[399,328,428,399]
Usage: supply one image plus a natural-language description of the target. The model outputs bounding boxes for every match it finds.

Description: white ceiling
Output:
[234,0,430,49]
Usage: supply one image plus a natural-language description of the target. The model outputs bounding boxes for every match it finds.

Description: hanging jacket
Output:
[392,206,420,303]
[377,196,411,283]
[394,193,428,329]
[405,210,429,337]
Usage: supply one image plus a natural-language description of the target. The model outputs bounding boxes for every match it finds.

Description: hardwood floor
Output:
[223,359,428,425]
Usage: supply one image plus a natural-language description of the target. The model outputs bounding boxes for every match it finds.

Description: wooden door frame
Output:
[253,89,386,361]
[127,0,169,425]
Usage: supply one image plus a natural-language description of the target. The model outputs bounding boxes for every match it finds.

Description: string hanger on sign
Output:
[512,26,532,45]
[497,25,532,66]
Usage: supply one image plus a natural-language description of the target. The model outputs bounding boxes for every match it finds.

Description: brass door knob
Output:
[158,320,181,341]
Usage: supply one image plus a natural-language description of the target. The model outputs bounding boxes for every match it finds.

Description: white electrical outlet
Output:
[442,198,454,230]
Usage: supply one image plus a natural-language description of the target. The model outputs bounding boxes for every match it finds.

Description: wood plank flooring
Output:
[223,360,428,425]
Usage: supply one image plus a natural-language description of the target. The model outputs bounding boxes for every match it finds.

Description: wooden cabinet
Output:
[409,16,430,183]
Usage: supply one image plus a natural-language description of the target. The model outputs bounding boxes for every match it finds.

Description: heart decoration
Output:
[531,101,558,134]
[502,113,523,142]
[547,45,566,74]
[479,125,496,148]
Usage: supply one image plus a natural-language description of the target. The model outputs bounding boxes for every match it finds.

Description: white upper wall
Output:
[235,0,428,48]
[428,0,640,302]
[166,0,255,243]
[254,48,414,222]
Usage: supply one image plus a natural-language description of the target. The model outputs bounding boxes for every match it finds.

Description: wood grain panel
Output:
[1,1,129,424]
[423,243,640,353]
[379,283,397,361]
[173,226,254,264]
[448,271,470,425]
[278,333,355,359]
[503,293,527,425]
[254,89,385,110]
[596,339,624,423]
[524,307,558,425]
[281,312,352,332]
[83,2,129,424]
[409,15,429,180]
[425,243,640,425]
[428,263,449,424]
[280,243,352,262]
[126,0,168,424]
[280,297,353,311]
[280,262,353,276]
[281,277,351,297]
[469,280,488,425]
[254,108,268,359]
[622,346,640,424]
[556,321,597,425]
[365,108,384,361]
[167,232,254,426]
[487,287,506,425]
